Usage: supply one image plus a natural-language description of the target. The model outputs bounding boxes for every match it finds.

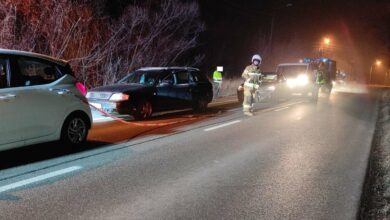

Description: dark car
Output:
[87,67,213,120]
[237,71,290,103]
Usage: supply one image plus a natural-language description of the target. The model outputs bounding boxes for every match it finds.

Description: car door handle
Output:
[0,94,17,101]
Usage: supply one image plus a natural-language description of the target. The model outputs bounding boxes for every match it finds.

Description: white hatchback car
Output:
[0,49,92,151]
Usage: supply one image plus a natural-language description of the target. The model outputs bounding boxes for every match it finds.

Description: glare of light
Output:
[286,74,309,88]
[287,79,296,88]
[267,86,276,91]
[296,74,309,86]
[109,93,129,101]
[324,37,331,45]
[376,60,382,66]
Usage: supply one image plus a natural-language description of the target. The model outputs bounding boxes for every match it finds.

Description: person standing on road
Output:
[213,66,223,98]
[241,54,262,116]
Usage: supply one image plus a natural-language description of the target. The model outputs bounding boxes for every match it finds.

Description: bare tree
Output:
[0,0,204,87]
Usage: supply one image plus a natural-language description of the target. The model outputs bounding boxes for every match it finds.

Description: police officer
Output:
[242,54,262,116]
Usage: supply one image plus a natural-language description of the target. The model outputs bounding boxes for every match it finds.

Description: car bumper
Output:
[88,100,134,115]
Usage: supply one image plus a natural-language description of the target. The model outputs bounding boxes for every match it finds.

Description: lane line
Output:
[204,120,241,131]
[274,107,289,112]
[0,166,82,193]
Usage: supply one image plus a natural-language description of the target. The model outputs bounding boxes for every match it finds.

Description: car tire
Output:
[61,113,89,147]
[193,98,208,113]
[134,100,153,120]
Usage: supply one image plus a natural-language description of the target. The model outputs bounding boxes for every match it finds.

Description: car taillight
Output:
[75,82,87,96]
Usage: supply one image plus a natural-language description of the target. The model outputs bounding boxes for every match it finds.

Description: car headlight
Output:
[267,86,276,91]
[109,93,129,101]
[296,74,309,86]
[287,79,297,88]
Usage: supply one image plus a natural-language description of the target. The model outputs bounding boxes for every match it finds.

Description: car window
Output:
[119,71,159,86]
[162,73,175,84]
[15,58,63,87]
[191,71,208,83]
[0,59,9,89]
[175,71,190,84]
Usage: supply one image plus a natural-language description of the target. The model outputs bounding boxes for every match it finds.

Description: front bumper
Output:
[88,100,134,115]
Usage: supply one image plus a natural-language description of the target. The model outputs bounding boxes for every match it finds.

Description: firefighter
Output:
[241,54,262,116]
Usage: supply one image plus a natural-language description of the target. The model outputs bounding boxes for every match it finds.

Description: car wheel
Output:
[134,100,153,120]
[193,98,208,112]
[61,113,89,146]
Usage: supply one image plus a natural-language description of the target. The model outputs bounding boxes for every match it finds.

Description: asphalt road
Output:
[0,88,378,219]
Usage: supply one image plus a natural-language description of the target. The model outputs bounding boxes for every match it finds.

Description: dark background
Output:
[104,0,389,80]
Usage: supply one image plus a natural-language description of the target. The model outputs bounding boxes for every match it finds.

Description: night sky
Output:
[106,0,389,79]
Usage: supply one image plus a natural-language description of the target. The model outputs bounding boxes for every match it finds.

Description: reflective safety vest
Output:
[315,70,326,85]
[244,72,262,89]
[213,70,222,82]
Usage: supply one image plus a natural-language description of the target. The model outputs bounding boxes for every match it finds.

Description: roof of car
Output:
[137,67,200,72]
[0,49,68,66]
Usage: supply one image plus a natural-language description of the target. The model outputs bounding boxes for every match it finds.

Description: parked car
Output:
[87,67,213,120]
[237,71,289,103]
[0,49,92,152]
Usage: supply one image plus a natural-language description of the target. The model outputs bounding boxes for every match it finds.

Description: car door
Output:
[172,71,192,108]
[0,56,25,149]
[11,56,67,141]
[155,72,177,111]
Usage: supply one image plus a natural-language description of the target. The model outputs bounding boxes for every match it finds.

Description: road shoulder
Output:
[360,90,390,219]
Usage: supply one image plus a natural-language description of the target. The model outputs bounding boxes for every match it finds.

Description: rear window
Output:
[15,57,66,87]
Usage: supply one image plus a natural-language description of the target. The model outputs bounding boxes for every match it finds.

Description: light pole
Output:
[369,59,382,84]
[268,3,293,55]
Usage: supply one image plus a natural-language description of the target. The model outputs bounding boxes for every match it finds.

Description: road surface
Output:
[0,89,378,219]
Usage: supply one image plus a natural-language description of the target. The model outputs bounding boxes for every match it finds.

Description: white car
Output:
[0,49,92,151]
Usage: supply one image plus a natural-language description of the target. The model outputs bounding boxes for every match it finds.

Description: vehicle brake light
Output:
[76,82,87,96]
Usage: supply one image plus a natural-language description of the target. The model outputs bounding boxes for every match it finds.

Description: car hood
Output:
[91,83,152,93]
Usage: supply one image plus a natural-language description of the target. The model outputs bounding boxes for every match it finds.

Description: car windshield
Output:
[277,65,308,78]
[118,71,160,86]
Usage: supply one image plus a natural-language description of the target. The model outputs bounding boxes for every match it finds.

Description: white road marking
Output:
[204,120,241,132]
[274,107,289,112]
[0,166,82,193]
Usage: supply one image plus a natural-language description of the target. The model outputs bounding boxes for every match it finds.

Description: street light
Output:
[324,37,331,46]
[369,59,382,84]
[319,37,331,57]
